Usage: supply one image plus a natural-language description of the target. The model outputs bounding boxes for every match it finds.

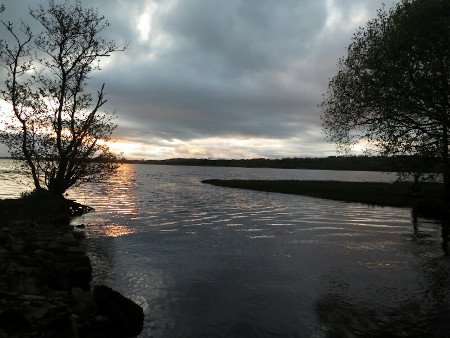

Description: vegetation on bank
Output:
[0,189,92,223]
[1,155,440,174]
[321,0,450,203]
[202,179,443,219]
[119,155,440,173]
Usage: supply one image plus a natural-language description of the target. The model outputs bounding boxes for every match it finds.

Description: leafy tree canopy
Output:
[321,0,450,198]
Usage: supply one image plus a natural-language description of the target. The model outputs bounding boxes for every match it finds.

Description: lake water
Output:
[1,161,450,337]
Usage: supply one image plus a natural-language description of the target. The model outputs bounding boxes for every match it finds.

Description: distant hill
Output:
[119,156,440,173]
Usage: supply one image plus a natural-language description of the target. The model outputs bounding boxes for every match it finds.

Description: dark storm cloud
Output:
[1,0,399,158]
[95,0,329,141]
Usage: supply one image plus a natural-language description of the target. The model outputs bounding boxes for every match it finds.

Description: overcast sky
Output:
[0,0,399,159]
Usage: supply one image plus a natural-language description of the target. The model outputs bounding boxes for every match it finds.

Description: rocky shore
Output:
[0,191,144,337]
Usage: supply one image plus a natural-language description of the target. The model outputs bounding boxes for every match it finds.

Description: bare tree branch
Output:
[0,0,125,195]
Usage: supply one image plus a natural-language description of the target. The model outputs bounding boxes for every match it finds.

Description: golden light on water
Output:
[68,164,140,238]
[88,223,136,237]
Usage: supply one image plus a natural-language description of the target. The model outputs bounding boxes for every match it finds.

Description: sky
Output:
[0,0,399,159]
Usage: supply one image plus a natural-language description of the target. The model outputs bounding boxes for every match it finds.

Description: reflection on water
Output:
[87,223,137,237]
[317,252,450,337]
[1,161,449,337]
[74,164,139,238]
[75,163,140,217]
[0,160,33,198]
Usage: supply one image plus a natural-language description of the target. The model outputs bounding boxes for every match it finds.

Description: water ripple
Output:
[1,162,448,337]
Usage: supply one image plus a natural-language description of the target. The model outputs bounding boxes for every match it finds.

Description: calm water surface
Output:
[1,161,449,337]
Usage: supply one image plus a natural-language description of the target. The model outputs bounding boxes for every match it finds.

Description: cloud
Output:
[1,0,400,159]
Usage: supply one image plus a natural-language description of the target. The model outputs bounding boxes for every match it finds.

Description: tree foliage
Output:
[321,0,450,197]
[0,0,124,195]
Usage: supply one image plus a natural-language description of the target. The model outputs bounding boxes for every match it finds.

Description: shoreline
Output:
[0,192,144,337]
[202,179,443,220]
[0,156,440,173]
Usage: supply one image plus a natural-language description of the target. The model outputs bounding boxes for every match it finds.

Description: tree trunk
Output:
[47,179,67,196]
[29,163,41,190]
[21,127,41,190]
[443,125,450,218]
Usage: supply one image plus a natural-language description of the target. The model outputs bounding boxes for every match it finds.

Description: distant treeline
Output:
[1,155,439,172]
[119,156,440,173]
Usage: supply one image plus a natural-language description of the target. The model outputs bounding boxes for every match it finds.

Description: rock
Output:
[34,241,48,249]
[7,262,35,274]
[9,219,29,226]
[52,291,70,299]
[0,289,15,299]
[34,249,45,256]
[29,306,48,319]
[93,285,144,337]
[16,254,33,267]
[0,195,117,337]
[22,294,46,301]
[15,276,39,294]
[55,233,77,246]
[47,242,65,252]
[68,255,92,290]
[10,243,25,253]
[95,314,109,322]
[75,224,86,229]
[68,246,83,254]
[0,309,31,336]
[72,231,86,240]
[70,204,94,217]
[71,287,96,312]
[71,313,81,336]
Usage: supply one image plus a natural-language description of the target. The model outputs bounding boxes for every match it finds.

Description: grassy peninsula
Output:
[202,180,442,218]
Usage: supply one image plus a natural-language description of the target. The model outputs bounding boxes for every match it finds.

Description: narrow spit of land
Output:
[202,180,442,218]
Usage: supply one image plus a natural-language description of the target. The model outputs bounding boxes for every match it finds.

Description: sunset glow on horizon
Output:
[1,0,399,159]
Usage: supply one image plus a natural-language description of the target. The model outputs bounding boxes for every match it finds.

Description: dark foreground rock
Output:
[94,285,144,337]
[0,193,144,337]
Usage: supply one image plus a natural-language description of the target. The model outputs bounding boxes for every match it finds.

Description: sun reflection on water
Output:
[87,223,136,238]
[69,164,140,237]
[2,161,449,337]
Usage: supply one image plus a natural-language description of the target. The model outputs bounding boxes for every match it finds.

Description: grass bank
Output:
[202,179,442,218]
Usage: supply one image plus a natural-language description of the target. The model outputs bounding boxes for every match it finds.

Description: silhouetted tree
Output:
[0,0,124,195]
[321,0,450,204]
